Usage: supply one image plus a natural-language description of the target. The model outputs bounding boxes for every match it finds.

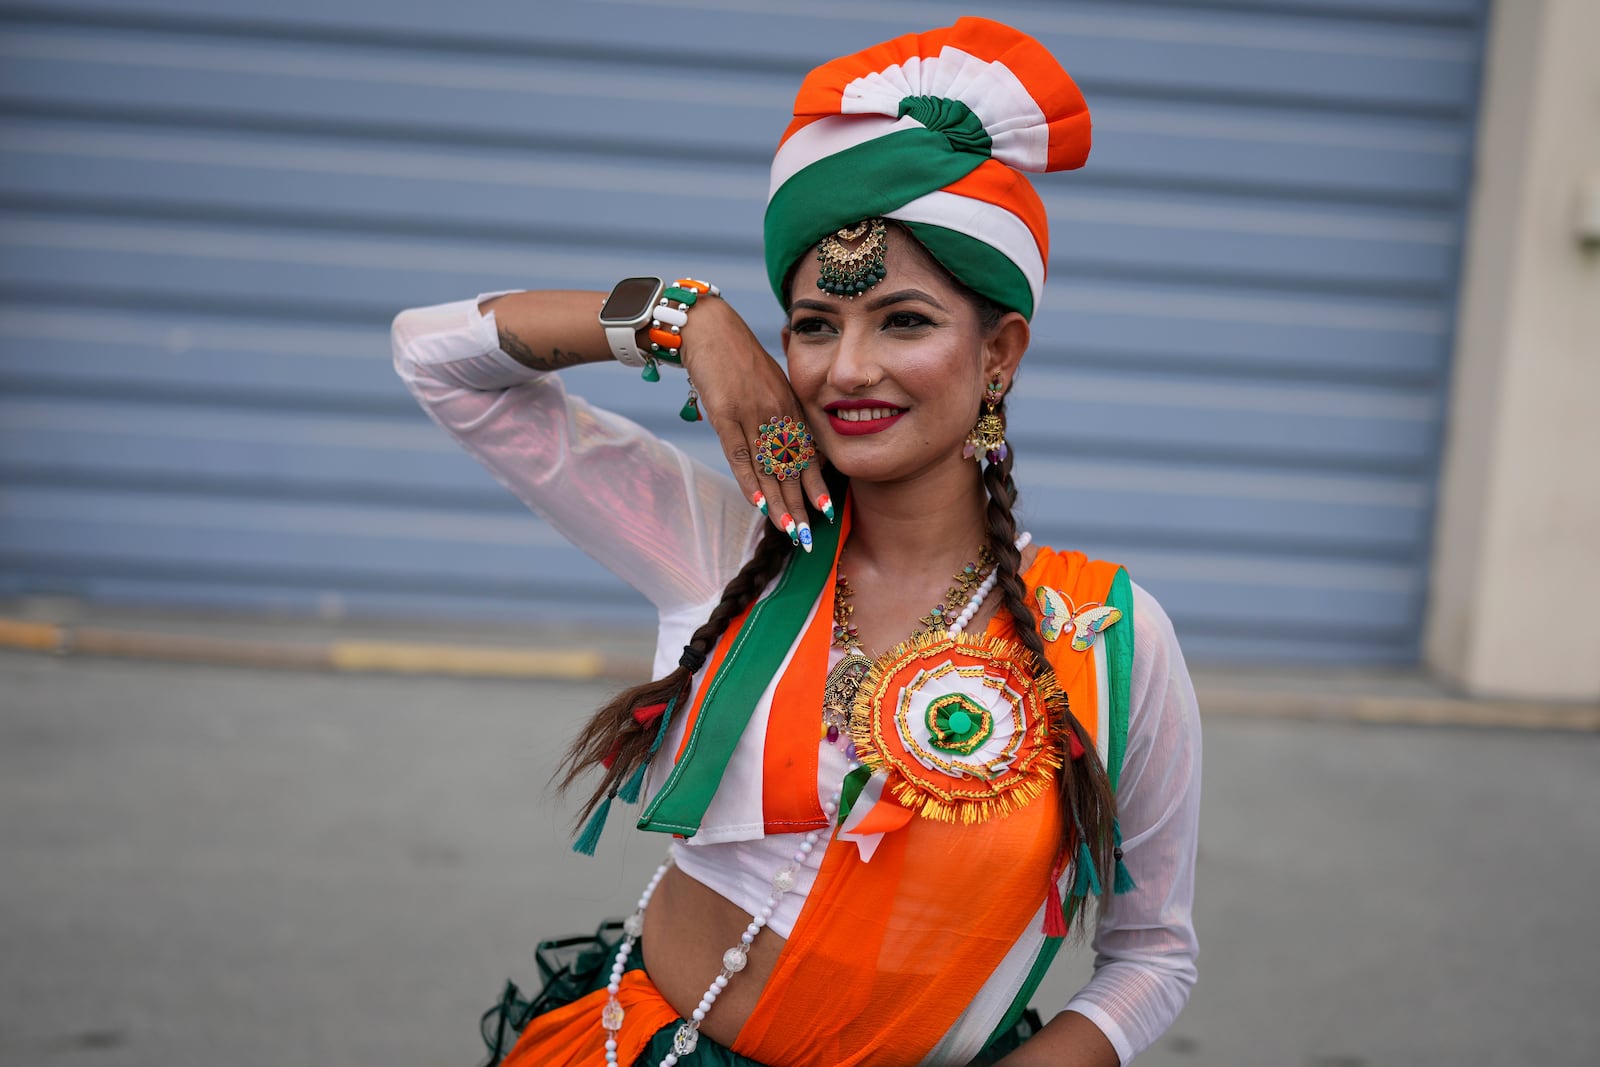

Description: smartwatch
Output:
[598,276,665,367]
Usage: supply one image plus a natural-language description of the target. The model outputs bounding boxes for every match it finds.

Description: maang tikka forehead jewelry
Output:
[816,217,888,297]
[964,376,1009,463]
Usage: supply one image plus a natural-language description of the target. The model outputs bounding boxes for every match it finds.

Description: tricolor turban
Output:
[764,17,1091,320]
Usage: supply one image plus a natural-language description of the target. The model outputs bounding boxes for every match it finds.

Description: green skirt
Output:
[478,921,1043,1067]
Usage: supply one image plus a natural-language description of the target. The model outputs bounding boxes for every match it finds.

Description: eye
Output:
[790,315,835,336]
[883,310,933,330]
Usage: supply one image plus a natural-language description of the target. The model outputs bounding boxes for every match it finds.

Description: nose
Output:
[825,320,880,392]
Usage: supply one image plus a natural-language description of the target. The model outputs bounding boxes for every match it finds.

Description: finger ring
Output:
[755,415,816,482]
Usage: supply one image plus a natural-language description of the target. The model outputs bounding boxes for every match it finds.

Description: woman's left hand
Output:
[680,297,832,548]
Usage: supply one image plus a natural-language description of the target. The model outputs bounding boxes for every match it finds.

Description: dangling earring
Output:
[963,377,1008,463]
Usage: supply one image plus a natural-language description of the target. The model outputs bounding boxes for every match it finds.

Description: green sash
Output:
[636,517,842,836]
[982,564,1135,1047]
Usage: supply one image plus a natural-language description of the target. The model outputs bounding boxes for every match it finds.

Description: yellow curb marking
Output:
[0,618,63,651]
[0,617,620,681]
[328,641,606,680]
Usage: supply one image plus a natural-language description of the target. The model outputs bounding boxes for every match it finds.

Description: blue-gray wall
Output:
[0,0,1489,663]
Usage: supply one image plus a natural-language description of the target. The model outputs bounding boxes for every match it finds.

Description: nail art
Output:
[797,523,813,552]
[817,494,835,524]
[780,513,798,543]
[752,490,768,516]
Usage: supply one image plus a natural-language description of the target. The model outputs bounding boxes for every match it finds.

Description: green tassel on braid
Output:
[573,696,680,854]
[1112,818,1137,894]
[617,695,677,805]
[1070,839,1102,899]
[571,792,614,856]
[615,761,649,806]
[1067,807,1103,900]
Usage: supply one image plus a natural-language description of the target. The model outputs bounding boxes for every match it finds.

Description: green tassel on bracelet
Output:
[679,375,702,423]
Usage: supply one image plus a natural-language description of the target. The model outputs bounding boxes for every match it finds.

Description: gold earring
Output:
[963,377,1008,463]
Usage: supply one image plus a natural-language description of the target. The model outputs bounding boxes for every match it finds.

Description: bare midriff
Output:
[640,865,782,1047]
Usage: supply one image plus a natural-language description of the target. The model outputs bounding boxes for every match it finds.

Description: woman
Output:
[392,18,1200,1067]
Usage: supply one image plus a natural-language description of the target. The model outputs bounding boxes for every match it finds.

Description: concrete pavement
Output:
[2,643,1598,1065]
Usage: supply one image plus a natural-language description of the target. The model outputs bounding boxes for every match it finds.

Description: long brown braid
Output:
[557,519,794,827]
[981,397,1119,932]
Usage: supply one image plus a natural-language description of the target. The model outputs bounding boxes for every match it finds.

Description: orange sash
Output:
[500,972,678,1067]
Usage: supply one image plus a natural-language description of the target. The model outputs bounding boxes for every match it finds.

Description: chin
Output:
[822,440,965,487]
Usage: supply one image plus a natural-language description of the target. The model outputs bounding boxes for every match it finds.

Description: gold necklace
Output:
[822,546,996,743]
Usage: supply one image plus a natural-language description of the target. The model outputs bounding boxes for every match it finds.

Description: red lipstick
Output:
[824,399,907,436]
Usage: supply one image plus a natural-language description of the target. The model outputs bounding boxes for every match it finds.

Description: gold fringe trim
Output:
[848,631,1070,825]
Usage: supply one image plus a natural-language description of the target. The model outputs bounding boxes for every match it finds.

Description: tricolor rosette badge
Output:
[848,632,1064,825]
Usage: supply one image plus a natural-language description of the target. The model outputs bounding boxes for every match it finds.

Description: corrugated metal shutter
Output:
[0,0,1487,663]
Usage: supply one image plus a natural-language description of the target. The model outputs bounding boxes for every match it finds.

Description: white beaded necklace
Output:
[599,533,1032,1065]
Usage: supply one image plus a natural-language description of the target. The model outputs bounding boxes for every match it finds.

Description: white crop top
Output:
[671,698,853,939]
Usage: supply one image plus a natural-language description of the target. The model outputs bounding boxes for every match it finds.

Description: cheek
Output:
[904,343,984,403]
[782,348,831,410]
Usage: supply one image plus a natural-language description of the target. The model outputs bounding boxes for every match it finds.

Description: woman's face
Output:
[782,227,1026,486]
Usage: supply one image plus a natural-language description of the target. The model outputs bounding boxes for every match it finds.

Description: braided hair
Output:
[557,517,795,826]
[981,396,1118,932]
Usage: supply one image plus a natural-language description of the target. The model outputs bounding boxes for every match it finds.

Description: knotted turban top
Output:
[764,17,1092,320]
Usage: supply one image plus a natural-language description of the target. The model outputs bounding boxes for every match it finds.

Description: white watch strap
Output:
[606,325,647,367]
[652,302,689,328]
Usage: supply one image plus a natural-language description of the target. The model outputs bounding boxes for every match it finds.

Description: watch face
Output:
[599,277,663,325]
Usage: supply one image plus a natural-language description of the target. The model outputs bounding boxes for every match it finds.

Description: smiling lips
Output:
[825,401,907,436]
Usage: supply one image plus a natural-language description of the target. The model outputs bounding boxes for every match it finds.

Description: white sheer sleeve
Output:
[390,295,761,612]
[1062,581,1202,1063]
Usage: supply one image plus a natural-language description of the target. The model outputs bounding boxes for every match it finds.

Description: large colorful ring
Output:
[755,415,816,482]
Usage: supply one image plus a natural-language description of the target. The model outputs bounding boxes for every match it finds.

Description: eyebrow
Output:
[788,288,950,315]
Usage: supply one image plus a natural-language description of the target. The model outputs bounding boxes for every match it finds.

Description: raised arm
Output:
[477,287,828,538]
[391,290,768,610]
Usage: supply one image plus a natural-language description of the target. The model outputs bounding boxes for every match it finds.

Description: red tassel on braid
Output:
[1067,725,1086,761]
[602,702,671,769]
[1043,848,1070,937]
[632,702,669,728]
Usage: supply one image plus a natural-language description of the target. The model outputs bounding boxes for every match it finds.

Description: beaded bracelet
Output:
[641,277,720,423]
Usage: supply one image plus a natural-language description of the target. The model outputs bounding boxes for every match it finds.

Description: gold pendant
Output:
[823,653,873,741]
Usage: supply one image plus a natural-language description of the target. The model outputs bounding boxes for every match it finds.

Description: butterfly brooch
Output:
[1036,587,1123,652]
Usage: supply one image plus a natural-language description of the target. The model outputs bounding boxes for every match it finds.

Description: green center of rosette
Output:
[925,693,993,756]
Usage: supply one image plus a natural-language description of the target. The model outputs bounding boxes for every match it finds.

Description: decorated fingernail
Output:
[752,490,768,516]
[780,513,798,543]
[817,494,835,524]
[797,523,813,553]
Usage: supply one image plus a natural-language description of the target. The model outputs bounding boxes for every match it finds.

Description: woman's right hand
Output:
[679,297,832,549]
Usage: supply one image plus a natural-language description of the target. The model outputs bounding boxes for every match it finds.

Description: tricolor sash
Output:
[636,508,847,837]
[630,512,1132,1064]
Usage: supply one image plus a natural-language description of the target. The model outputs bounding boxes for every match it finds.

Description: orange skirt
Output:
[476,923,1042,1067]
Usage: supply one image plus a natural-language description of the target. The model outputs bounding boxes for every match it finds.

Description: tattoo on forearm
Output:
[499,328,586,372]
